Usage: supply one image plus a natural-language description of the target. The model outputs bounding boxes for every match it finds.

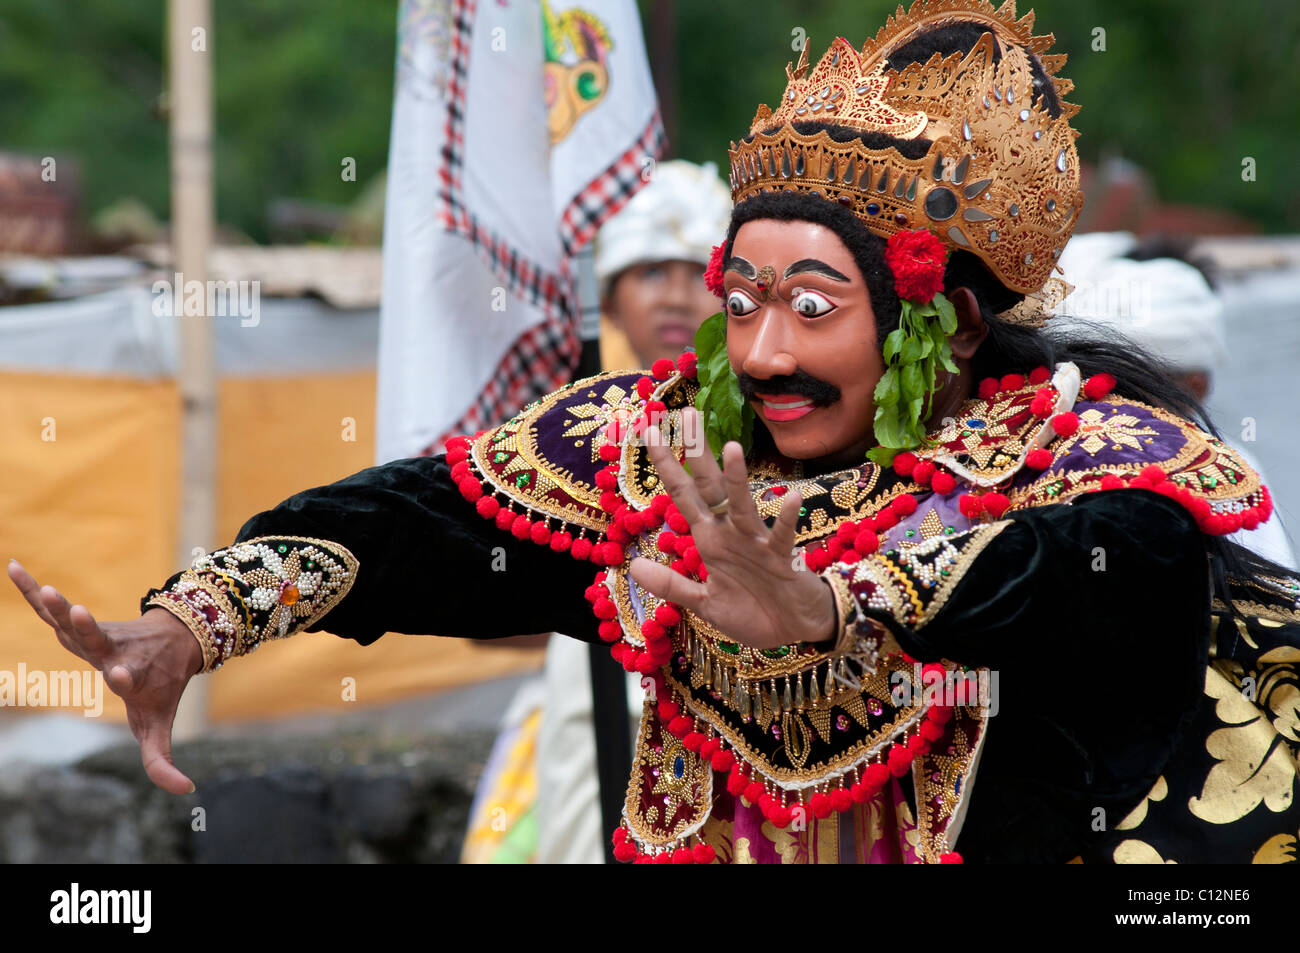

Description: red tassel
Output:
[458,478,483,503]
[853,530,879,555]
[1140,464,1166,484]
[699,738,721,760]
[677,352,699,378]
[830,788,854,813]
[939,851,964,864]
[613,840,637,863]
[591,598,617,621]
[691,842,714,864]
[667,716,693,737]
[495,507,516,532]
[931,470,957,495]
[863,763,889,792]
[597,621,621,642]
[893,451,919,476]
[874,508,900,531]
[530,522,552,545]
[913,461,936,486]
[652,852,672,865]
[711,749,735,771]
[999,373,1025,392]
[726,769,748,797]
[682,732,705,752]
[671,848,694,864]
[743,781,765,806]
[654,604,682,627]
[1082,372,1116,400]
[651,358,675,379]
[636,376,654,400]
[977,377,1000,400]
[476,496,500,519]
[958,494,985,519]
[1025,447,1053,470]
[981,492,1010,518]
[1051,411,1080,437]
[1028,366,1052,385]
[887,744,914,777]
[892,494,918,517]
[598,442,621,462]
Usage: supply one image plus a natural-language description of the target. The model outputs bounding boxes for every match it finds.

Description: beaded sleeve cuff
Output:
[141,536,359,673]
[824,520,1011,638]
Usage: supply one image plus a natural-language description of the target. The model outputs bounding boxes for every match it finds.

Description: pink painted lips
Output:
[754,392,817,422]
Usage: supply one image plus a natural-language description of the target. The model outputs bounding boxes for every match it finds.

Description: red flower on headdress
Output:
[704,242,726,299]
[884,228,948,304]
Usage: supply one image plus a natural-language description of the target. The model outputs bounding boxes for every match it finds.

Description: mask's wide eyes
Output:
[727,290,758,316]
[791,289,835,317]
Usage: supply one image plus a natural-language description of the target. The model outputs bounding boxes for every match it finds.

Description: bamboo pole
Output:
[168,0,215,740]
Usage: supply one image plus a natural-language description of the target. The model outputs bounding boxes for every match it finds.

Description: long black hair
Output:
[722,21,1295,605]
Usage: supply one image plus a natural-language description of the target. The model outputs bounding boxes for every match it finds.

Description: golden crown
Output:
[727,0,1083,310]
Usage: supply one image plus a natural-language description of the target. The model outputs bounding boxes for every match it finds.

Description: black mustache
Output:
[737,370,841,406]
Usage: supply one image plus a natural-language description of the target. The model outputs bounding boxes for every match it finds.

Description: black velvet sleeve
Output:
[230,455,601,646]
[876,489,1212,863]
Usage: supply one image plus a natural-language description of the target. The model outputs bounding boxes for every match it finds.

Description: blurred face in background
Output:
[604,259,721,365]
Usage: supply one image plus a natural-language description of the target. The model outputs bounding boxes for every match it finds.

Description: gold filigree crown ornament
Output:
[727,0,1084,323]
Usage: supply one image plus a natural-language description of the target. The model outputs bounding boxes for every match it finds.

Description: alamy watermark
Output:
[152,272,261,327]
[0,663,104,717]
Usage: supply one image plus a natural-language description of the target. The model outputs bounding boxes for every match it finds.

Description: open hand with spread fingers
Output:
[628,408,837,652]
[7,559,202,795]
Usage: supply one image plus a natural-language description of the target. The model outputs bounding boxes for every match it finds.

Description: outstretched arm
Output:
[143,453,600,668]
[10,451,600,794]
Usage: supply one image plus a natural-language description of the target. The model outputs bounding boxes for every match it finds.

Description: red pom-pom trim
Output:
[1051,411,1080,438]
[892,451,918,477]
[651,358,675,380]
[892,494,918,517]
[1082,372,1116,401]
[981,492,1010,519]
[931,470,957,495]
[1025,447,1053,470]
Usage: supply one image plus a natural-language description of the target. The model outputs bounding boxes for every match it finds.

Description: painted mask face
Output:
[724,219,883,464]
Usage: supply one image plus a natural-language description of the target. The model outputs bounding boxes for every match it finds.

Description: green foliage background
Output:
[1,0,1295,242]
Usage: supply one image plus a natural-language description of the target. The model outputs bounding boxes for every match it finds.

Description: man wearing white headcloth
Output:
[1051,231,1295,568]
[461,160,732,863]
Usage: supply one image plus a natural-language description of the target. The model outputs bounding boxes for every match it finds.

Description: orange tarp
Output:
[0,368,542,724]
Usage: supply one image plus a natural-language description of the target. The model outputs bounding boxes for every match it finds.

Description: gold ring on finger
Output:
[708,497,730,515]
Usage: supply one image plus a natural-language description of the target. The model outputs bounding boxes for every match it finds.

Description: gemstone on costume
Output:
[924,186,959,221]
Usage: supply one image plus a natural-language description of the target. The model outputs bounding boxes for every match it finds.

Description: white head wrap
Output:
[1050,231,1228,373]
[594,159,731,298]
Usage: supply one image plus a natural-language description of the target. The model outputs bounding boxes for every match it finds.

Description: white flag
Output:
[377,0,663,462]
